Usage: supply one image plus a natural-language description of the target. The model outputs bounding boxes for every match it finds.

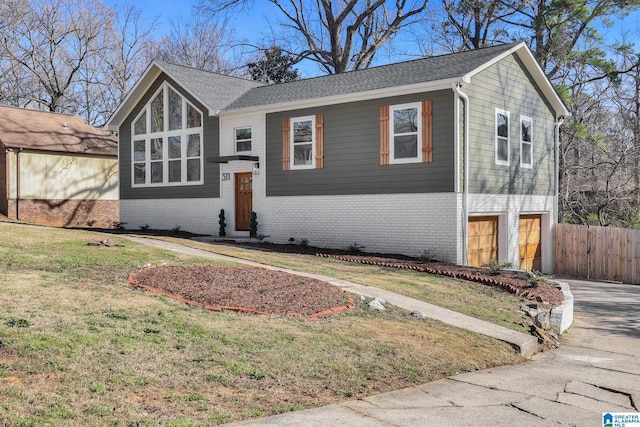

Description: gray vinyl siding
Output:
[265,91,455,196]
[119,73,220,200]
[464,54,556,195]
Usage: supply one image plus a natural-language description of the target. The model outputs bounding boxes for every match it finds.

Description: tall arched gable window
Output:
[131,83,204,187]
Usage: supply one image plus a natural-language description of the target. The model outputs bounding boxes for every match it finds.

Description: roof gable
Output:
[106,61,264,129]
[0,106,117,156]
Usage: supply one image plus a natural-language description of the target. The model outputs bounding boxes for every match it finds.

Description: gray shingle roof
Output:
[226,43,519,110]
[157,61,264,112]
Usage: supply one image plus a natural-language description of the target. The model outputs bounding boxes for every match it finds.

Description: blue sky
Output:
[109,0,640,76]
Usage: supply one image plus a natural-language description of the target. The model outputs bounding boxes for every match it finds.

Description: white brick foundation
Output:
[120,198,223,235]
[254,193,460,262]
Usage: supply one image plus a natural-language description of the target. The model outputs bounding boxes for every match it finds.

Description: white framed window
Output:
[235,127,252,153]
[520,116,533,168]
[290,115,315,169]
[390,102,422,164]
[495,109,510,166]
[131,83,203,187]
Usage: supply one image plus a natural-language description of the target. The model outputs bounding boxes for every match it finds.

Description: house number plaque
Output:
[221,172,231,181]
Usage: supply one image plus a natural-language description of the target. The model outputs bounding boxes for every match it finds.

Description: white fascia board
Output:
[218,77,462,118]
[105,61,217,130]
[462,42,570,118]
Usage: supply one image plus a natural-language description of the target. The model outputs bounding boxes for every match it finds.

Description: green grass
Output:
[0,222,524,426]
[153,236,529,332]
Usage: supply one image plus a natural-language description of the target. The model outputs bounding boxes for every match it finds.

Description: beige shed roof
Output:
[0,106,117,156]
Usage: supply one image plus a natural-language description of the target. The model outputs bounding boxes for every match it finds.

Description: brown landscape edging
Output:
[127,265,355,318]
[315,253,539,300]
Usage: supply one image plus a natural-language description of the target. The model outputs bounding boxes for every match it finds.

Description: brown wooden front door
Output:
[519,214,542,271]
[235,173,252,231]
[468,216,499,267]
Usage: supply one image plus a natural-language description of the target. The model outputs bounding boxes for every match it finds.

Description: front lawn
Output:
[0,223,523,426]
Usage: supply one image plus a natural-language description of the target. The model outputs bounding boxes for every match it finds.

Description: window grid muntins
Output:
[131,83,203,187]
[520,116,533,168]
[291,116,315,169]
[496,109,510,166]
[390,102,422,164]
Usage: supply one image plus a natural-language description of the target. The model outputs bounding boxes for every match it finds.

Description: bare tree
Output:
[437,0,514,51]
[145,15,239,74]
[0,0,112,113]
[197,0,429,74]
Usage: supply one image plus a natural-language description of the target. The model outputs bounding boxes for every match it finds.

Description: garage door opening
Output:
[468,216,499,267]
[519,214,542,271]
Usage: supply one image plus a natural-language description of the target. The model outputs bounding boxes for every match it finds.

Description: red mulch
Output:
[129,265,354,317]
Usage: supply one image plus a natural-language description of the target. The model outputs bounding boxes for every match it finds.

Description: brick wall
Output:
[255,193,461,261]
[12,199,119,228]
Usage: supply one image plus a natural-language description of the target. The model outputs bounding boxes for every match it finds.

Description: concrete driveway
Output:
[230,278,640,426]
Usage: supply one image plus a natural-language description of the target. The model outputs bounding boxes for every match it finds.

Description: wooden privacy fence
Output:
[554,223,640,284]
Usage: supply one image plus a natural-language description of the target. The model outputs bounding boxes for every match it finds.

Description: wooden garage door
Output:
[468,216,499,267]
[519,214,542,271]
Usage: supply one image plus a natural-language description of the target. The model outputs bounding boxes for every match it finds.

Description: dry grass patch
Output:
[0,224,523,426]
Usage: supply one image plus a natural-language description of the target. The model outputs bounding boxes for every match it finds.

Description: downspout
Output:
[453,82,470,265]
[553,117,564,226]
[554,116,564,275]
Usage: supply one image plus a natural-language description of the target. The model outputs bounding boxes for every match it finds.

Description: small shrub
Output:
[347,243,365,254]
[419,249,436,262]
[172,225,182,233]
[526,270,549,286]
[256,234,269,242]
[140,224,150,231]
[487,259,512,275]
[299,238,309,247]
[250,212,258,237]
[112,221,127,230]
[218,209,226,237]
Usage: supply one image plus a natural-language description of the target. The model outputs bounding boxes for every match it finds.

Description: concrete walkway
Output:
[225,278,639,427]
[126,237,640,426]
[127,236,537,357]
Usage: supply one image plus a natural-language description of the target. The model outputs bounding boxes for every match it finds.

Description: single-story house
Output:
[106,42,569,273]
[0,106,119,228]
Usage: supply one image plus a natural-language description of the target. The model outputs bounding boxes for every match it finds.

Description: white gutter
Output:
[453,82,470,265]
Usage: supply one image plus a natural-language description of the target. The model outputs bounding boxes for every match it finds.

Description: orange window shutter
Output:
[422,100,433,162]
[282,118,290,170]
[380,105,390,165]
[315,114,324,169]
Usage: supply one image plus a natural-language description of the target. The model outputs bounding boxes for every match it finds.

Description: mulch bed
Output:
[220,242,565,307]
[129,265,354,317]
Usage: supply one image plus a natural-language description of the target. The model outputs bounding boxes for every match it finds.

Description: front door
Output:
[235,173,252,231]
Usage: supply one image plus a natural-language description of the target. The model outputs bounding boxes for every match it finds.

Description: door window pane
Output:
[187,103,201,128]
[187,134,200,157]
[151,161,163,183]
[150,138,163,161]
[134,163,145,184]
